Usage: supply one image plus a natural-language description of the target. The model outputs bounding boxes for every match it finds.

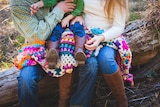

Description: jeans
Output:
[17,57,98,107]
[70,57,98,107]
[97,46,118,74]
[50,22,85,42]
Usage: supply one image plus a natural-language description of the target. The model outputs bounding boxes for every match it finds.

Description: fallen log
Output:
[134,52,160,81]
[0,67,59,107]
[123,2,160,67]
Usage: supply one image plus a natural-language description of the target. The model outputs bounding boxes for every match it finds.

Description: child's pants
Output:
[50,22,85,42]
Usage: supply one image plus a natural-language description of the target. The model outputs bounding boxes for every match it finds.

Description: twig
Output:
[125,87,135,94]
[129,95,153,102]
[0,5,10,12]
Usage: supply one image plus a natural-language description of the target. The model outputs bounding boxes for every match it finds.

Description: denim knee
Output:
[85,57,98,74]
[18,65,45,94]
[69,22,85,37]
[97,46,118,74]
[50,23,64,41]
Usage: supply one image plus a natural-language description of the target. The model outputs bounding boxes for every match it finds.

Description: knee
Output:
[97,47,118,74]
[86,57,98,68]
[85,57,98,75]
[70,22,85,37]
[18,66,40,87]
[18,74,36,88]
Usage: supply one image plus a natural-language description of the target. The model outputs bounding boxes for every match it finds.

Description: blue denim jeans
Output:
[50,22,85,42]
[97,46,118,74]
[70,57,98,107]
[17,57,98,107]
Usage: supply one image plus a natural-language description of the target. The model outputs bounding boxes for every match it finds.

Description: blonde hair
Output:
[104,0,129,22]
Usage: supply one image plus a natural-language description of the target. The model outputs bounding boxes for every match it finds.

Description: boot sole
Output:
[75,52,86,65]
[46,49,58,69]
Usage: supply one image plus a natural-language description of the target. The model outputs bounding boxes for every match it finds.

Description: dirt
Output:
[0,1,21,70]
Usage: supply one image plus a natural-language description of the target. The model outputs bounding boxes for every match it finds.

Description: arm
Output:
[61,0,84,27]
[11,7,64,42]
[43,0,57,7]
[10,1,75,42]
[71,0,84,16]
[85,6,127,51]
[102,6,127,42]
[61,14,74,27]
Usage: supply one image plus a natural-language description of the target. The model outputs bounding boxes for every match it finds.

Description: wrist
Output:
[100,35,105,42]
[67,14,75,20]
[39,1,44,8]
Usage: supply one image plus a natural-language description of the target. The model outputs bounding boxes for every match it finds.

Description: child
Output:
[30,0,86,68]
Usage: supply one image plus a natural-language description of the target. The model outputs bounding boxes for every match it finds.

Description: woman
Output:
[71,0,130,107]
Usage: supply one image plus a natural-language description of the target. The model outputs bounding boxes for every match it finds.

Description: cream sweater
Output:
[83,0,127,42]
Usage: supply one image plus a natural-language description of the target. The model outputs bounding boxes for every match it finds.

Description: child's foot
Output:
[46,49,59,69]
[75,51,86,65]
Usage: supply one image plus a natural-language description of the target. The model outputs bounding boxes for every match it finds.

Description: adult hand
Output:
[56,1,76,13]
[85,35,105,50]
[71,16,85,26]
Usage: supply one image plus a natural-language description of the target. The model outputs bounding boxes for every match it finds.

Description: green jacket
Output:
[43,0,84,16]
[10,0,64,43]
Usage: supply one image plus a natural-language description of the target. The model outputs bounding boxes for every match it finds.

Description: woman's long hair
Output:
[104,0,129,22]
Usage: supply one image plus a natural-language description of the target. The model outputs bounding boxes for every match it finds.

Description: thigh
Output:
[19,64,46,82]
[97,46,118,74]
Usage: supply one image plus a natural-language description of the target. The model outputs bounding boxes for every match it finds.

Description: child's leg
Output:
[69,22,86,64]
[46,23,65,68]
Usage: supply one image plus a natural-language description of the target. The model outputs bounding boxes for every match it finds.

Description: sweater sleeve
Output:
[102,6,127,42]
[43,0,57,7]
[71,0,84,16]
[10,5,64,42]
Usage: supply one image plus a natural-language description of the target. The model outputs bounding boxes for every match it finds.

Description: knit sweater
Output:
[83,0,128,42]
[43,0,84,16]
[10,0,64,43]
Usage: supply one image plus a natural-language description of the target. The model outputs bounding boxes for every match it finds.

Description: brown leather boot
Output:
[46,40,59,69]
[58,74,72,107]
[103,70,128,107]
[74,36,86,65]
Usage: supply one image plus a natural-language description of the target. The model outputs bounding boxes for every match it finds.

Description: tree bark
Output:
[0,67,59,107]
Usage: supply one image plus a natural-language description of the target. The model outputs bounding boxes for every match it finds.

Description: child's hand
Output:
[71,16,86,28]
[30,1,44,16]
[30,4,39,16]
[61,17,70,28]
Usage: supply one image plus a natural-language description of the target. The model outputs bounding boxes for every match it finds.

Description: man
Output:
[10,0,98,107]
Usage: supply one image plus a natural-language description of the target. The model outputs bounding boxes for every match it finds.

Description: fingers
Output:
[84,39,97,50]
[70,19,76,25]
[30,4,39,16]
[61,22,67,28]
[56,1,76,13]
[70,16,85,25]
[85,43,97,51]
[65,2,75,12]
[30,8,37,16]
[86,38,95,45]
